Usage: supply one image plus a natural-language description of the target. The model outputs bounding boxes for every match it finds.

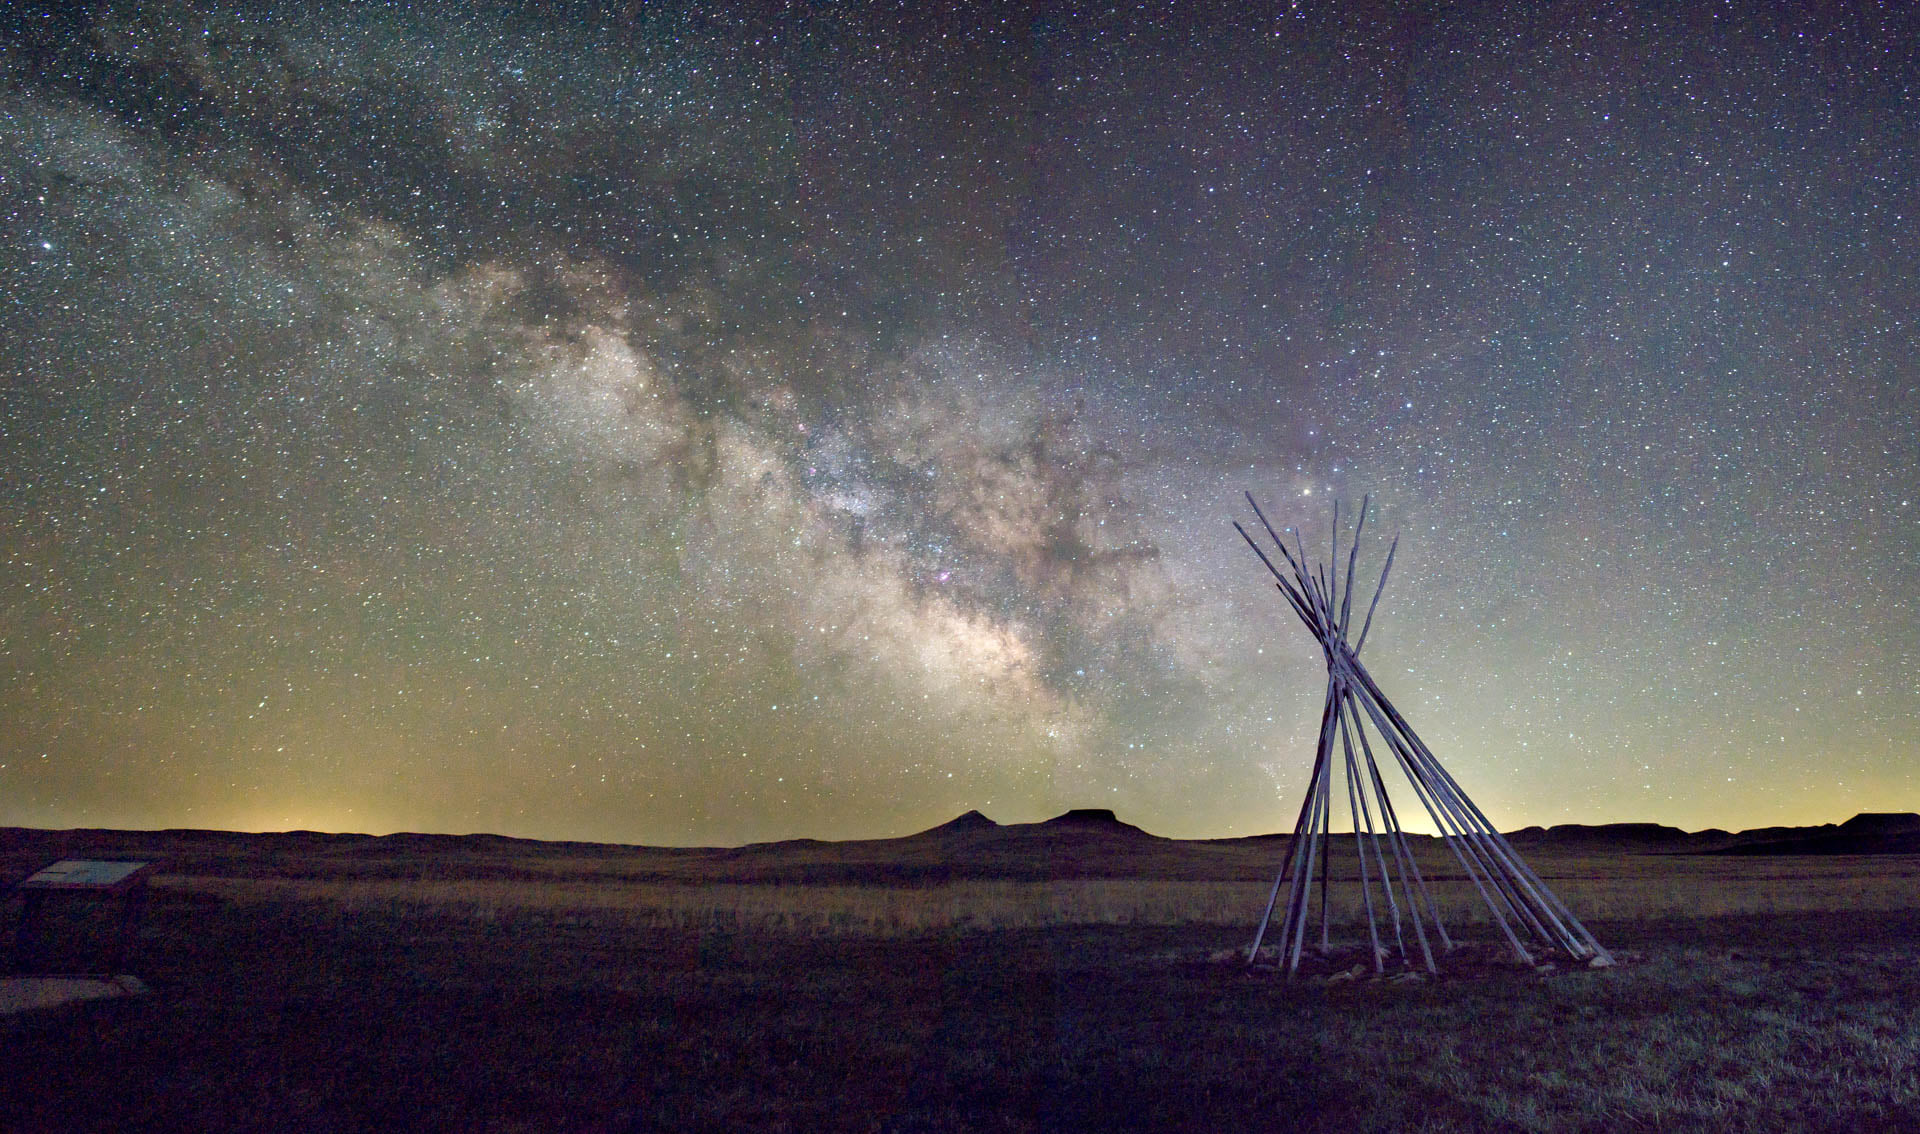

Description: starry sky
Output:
[2,1,1915,845]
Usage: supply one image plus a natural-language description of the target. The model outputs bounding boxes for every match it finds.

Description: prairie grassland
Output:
[8,895,1919,1132]
[154,851,1920,935]
[9,850,1920,1131]
[1243,937,1920,1131]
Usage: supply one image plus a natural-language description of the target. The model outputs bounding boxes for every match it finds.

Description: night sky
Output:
[3,2,1915,845]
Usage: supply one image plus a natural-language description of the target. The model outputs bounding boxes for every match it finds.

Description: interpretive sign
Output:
[11,860,156,974]
[21,860,153,891]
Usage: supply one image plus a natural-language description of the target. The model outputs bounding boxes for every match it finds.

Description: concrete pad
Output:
[0,975,149,1015]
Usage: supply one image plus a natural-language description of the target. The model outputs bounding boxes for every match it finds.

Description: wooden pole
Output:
[1366,689,1543,948]
[1345,653,1600,958]
[1339,690,1385,971]
[1339,494,1367,638]
[1329,499,1340,613]
[1384,714,1608,958]
[1354,535,1397,656]
[1276,684,1339,975]
[1315,731,1334,955]
[1345,677,1535,965]
[1247,693,1330,962]
[1346,688,1447,958]
[1290,527,1319,614]
[1339,701,1401,963]
[1402,734,1559,948]
[1286,740,1332,974]
[1243,496,1323,630]
[1347,687,1552,946]
[1391,717,1611,961]
[1234,523,1321,633]
[1351,707,1441,970]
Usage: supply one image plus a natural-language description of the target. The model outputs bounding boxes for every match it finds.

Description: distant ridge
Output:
[1506,812,1920,856]
[915,810,998,837]
[1505,822,1709,852]
[1713,812,1920,857]
[4,811,1915,862]
[905,808,1159,840]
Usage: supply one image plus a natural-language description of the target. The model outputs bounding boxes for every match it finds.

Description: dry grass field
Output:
[4,817,1919,1131]
[153,849,1920,935]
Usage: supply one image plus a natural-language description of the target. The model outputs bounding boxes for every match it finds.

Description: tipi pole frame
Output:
[1238,493,1608,974]
[1305,732,1335,964]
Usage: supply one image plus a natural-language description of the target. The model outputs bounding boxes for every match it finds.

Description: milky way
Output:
[2,2,1914,843]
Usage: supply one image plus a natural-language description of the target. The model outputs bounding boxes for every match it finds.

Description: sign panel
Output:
[19,860,152,890]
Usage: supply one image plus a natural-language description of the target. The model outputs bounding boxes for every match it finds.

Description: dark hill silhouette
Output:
[913,810,998,837]
[1504,813,1920,856]
[1506,822,1730,853]
[1711,812,1920,856]
[1039,808,1121,826]
[1022,808,1158,837]
[1715,831,1920,856]
[1839,812,1920,837]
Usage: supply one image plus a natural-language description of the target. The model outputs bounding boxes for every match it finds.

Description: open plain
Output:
[4,811,1920,1132]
